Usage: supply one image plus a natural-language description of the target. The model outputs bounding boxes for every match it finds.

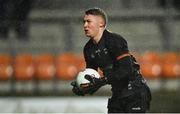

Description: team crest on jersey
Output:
[103,48,108,54]
[90,53,95,58]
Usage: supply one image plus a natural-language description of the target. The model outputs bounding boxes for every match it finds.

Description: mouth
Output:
[84,29,89,34]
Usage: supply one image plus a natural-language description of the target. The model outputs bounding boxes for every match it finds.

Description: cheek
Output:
[90,24,99,32]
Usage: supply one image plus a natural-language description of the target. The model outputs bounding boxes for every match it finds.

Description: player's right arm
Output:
[83,44,98,70]
[82,45,107,94]
[71,44,98,96]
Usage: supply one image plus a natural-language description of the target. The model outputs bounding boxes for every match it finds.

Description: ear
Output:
[99,21,105,28]
[99,23,104,27]
[97,16,105,28]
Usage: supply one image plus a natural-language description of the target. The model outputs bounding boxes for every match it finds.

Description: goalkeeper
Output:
[71,7,151,113]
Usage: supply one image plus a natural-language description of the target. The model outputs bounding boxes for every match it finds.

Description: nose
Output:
[84,22,88,28]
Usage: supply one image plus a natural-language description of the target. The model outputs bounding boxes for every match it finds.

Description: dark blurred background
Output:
[0,0,180,113]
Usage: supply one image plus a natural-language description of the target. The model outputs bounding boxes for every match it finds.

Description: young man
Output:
[71,7,151,113]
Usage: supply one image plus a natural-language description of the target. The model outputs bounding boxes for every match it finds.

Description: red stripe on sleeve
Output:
[116,53,131,60]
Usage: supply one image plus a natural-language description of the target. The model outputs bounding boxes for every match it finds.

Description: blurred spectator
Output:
[0,0,9,39]
[159,0,180,11]
[174,0,180,11]
[0,0,34,40]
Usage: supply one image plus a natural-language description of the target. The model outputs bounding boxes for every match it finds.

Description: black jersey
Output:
[83,29,141,95]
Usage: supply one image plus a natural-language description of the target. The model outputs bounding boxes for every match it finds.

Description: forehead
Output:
[84,14,102,20]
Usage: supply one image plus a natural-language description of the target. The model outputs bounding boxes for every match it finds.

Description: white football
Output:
[76,68,100,88]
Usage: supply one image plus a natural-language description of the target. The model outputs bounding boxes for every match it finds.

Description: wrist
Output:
[100,76,109,85]
[104,74,114,84]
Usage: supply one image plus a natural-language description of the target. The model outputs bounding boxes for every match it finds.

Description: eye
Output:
[86,20,90,23]
[83,20,91,25]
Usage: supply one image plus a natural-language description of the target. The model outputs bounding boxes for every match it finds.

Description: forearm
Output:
[105,56,133,83]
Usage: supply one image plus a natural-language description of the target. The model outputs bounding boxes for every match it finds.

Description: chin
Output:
[85,34,91,37]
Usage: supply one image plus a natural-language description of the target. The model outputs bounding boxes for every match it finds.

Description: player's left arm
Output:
[104,35,135,83]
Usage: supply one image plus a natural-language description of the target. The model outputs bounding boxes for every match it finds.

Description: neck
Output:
[93,28,105,43]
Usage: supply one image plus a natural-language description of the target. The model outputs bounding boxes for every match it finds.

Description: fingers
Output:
[71,81,77,86]
[83,85,101,95]
[85,75,94,83]
[72,86,84,96]
[89,87,100,95]
[71,75,101,95]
